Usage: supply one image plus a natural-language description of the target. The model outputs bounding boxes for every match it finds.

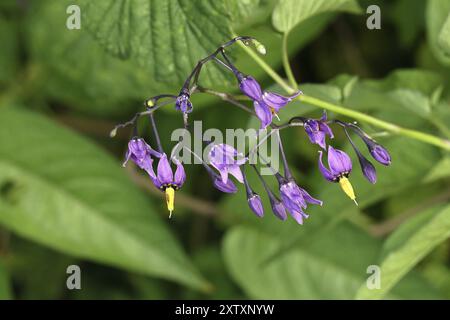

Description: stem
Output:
[238,42,450,151]
[282,32,298,89]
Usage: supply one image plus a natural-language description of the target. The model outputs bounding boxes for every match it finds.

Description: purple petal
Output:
[248,194,264,217]
[173,159,186,187]
[156,154,173,185]
[318,151,335,182]
[175,94,193,113]
[262,90,301,112]
[213,178,237,193]
[299,188,323,206]
[254,101,273,129]
[319,122,334,139]
[239,76,262,101]
[289,209,308,225]
[227,165,244,183]
[328,146,352,176]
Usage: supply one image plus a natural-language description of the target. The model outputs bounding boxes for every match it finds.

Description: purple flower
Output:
[123,138,161,175]
[208,144,246,184]
[239,76,301,129]
[175,93,193,113]
[318,146,357,204]
[248,194,264,217]
[304,111,334,149]
[152,154,186,217]
[279,180,322,225]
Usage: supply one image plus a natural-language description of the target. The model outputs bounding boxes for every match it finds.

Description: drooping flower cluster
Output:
[114,36,391,223]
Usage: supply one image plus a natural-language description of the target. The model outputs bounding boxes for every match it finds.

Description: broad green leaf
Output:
[423,156,450,183]
[438,12,450,56]
[26,0,171,117]
[272,0,360,33]
[77,0,234,87]
[390,0,425,47]
[0,107,207,291]
[426,0,450,65]
[223,224,441,299]
[355,204,450,299]
[0,261,12,300]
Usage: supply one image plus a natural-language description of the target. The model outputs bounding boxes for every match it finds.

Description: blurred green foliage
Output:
[0,0,449,300]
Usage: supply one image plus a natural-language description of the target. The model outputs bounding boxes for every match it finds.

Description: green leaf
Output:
[423,156,450,183]
[223,224,441,299]
[27,0,172,117]
[272,0,360,33]
[0,260,12,300]
[0,17,18,85]
[0,107,207,291]
[355,204,450,299]
[438,11,450,56]
[77,0,234,87]
[426,0,450,65]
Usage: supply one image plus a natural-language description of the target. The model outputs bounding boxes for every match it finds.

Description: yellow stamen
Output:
[338,177,358,205]
[146,99,154,108]
[165,187,175,218]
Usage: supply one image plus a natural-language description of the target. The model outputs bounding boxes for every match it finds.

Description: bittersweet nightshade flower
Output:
[208,143,246,184]
[279,179,322,225]
[239,76,301,129]
[123,138,161,175]
[304,111,334,149]
[152,154,186,217]
[318,146,357,204]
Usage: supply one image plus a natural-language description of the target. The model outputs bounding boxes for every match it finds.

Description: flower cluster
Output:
[113,37,391,224]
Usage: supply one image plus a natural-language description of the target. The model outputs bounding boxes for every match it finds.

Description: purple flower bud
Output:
[175,94,193,113]
[270,200,287,221]
[368,143,391,166]
[248,194,264,217]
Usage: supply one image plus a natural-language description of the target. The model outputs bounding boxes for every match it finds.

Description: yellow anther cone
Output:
[338,177,358,205]
[165,187,175,218]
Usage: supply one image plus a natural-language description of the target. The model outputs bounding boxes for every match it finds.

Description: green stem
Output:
[282,32,298,89]
[238,42,450,152]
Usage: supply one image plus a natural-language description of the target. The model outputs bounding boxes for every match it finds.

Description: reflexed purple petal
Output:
[173,159,186,187]
[318,151,335,182]
[218,167,229,184]
[289,209,307,225]
[262,90,301,112]
[304,118,333,149]
[213,178,237,193]
[299,188,323,206]
[156,154,173,185]
[248,194,264,217]
[328,146,352,176]
[369,144,391,166]
[319,122,334,139]
[271,201,287,221]
[279,181,306,212]
[239,76,262,101]
[227,165,244,183]
[254,101,273,129]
